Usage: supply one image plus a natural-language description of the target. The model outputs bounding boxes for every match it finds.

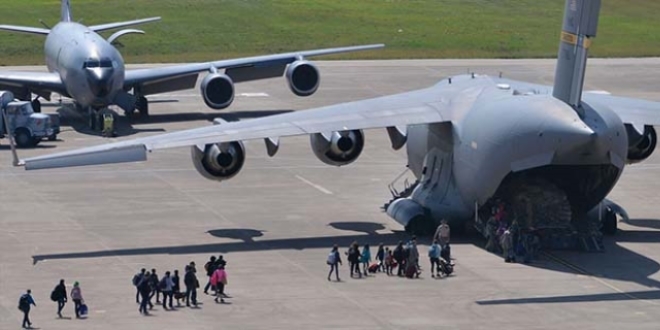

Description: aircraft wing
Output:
[123,44,384,93]
[21,81,457,170]
[0,71,65,98]
[583,93,660,126]
[88,17,162,32]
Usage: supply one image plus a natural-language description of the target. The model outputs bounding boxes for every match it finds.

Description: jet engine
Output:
[200,73,235,109]
[310,130,364,166]
[626,124,657,164]
[191,141,245,182]
[285,60,320,97]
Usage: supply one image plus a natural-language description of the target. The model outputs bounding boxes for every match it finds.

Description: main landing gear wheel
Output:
[404,215,436,236]
[600,207,618,236]
[136,96,149,117]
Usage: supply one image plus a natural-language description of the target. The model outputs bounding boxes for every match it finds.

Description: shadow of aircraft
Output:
[476,289,660,305]
[626,218,660,231]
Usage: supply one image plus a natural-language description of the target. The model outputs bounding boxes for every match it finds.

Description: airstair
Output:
[382,168,419,211]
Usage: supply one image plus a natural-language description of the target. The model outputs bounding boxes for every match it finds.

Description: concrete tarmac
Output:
[1,59,660,329]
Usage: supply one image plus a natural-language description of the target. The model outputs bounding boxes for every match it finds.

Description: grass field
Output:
[0,0,659,65]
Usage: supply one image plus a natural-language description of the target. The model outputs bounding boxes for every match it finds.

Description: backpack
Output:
[132,273,141,286]
[18,295,29,311]
[50,289,58,302]
[326,252,337,265]
[158,277,167,290]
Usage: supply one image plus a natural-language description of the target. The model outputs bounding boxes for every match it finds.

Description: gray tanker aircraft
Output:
[0,0,382,129]
[19,0,660,249]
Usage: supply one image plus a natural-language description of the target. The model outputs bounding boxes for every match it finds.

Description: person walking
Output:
[211,265,228,303]
[500,229,514,263]
[347,242,362,278]
[149,269,160,304]
[70,282,84,318]
[428,240,442,278]
[18,289,36,329]
[132,268,146,304]
[203,256,217,294]
[53,279,67,318]
[385,249,394,275]
[360,244,372,276]
[172,269,182,307]
[434,220,451,246]
[137,272,152,315]
[376,244,385,272]
[326,245,342,281]
[184,265,199,307]
[408,237,420,278]
[393,241,405,276]
[160,271,175,310]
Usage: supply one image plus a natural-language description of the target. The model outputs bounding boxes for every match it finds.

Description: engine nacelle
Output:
[285,60,320,97]
[191,141,245,182]
[625,124,657,164]
[310,130,364,166]
[200,73,235,109]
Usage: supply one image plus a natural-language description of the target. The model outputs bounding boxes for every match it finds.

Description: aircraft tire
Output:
[600,208,617,236]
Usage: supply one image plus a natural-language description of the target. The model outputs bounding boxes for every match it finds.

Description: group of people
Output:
[327,221,453,281]
[485,203,541,263]
[17,279,84,329]
[132,255,230,316]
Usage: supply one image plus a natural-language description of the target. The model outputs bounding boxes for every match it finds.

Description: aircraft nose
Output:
[87,68,115,98]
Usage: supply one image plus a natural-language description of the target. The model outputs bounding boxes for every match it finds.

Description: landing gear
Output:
[31,99,41,113]
[600,206,618,236]
[136,95,149,117]
[404,215,436,236]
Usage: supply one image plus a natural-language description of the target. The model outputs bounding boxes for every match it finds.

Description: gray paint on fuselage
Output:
[404,75,629,223]
[44,22,125,108]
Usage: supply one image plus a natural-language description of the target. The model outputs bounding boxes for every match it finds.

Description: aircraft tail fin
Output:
[61,0,72,22]
[552,0,601,110]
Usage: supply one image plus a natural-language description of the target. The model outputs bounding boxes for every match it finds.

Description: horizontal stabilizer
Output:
[0,25,50,35]
[24,145,147,170]
[89,17,161,32]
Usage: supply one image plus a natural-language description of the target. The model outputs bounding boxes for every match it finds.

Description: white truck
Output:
[0,92,60,148]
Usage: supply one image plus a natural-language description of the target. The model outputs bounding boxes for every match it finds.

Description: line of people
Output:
[327,222,454,281]
[132,255,230,316]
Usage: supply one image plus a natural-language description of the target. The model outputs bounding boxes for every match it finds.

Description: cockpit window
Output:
[83,58,113,69]
[83,60,99,68]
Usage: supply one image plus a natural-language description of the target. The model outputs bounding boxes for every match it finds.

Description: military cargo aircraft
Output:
[0,0,382,129]
[19,0,660,249]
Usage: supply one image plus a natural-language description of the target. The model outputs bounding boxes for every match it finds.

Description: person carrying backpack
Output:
[184,265,199,307]
[347,242,362,278]
[393,241,405,276]
[132,268,146,304]
[360,244,372,276]
[137,272,152,315]
[203,256,217,294]
[52,279,67,318]
[18,289,36,329]
[326,245,342,281]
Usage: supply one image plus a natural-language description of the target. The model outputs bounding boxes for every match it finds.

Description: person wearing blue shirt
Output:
[18,289,36,329]
[428,240,442,278]
[360,244,372,276]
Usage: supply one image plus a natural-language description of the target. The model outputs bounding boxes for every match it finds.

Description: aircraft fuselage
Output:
[405,75,628,224]
[44,22,125,108]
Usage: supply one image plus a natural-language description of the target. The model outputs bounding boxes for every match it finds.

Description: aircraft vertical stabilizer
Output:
[552,0,601,109]
[61,0,72,22]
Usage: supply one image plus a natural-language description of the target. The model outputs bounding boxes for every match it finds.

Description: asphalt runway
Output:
[1,59,660,329]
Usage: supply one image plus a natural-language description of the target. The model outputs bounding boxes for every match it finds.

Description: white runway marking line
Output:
[295,175,333,195]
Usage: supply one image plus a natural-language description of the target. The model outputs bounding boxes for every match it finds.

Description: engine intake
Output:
[626,124,656,164]
[311,130,364,166]
[200,73,235,109]
[191,141,245,182]
[285,60,320,97]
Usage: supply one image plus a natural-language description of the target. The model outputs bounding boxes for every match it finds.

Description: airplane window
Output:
[83,60,100,68]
